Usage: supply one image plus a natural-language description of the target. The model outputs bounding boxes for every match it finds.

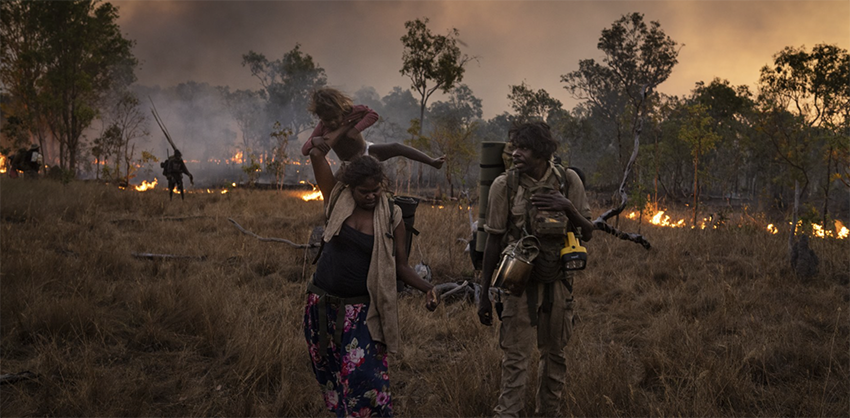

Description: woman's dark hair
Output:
[508,121,558,160]
[339,155,385,187]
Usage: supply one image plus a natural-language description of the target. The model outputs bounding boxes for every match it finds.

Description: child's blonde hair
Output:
[309,88,353,129]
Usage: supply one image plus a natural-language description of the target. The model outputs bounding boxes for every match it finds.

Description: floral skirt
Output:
[304,292,393,417]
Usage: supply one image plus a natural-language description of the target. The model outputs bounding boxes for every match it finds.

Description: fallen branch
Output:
[111,215,211,224]
[160,216,211,222]
[0,371,36,385]
[593,219,652,250]
[228,218,317,249]
[132,252,207,261]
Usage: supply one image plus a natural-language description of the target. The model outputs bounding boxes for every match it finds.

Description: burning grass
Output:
[1,178,848,416]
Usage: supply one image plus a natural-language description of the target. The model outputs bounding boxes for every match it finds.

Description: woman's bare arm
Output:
[309,147,337,200]
[393,222,439,310]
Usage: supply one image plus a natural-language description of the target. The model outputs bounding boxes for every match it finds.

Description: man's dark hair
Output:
[339,155,385,187]
[508,121,558,160]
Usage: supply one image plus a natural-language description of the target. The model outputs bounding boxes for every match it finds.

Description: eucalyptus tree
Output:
[427,84,483,197]
[400,17,473,137]
[242,44,327,140]
[507,81,563,124]
[757,44,849,220]
[561,12,679,248]
[1,0,137,174]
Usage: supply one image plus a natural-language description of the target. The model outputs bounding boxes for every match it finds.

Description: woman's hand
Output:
[425,287,440,311]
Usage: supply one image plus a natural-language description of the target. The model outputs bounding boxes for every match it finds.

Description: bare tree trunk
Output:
[822,145,833,225]
[692,144,700,227]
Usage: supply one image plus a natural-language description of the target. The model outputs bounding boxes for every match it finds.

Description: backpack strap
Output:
[552,163,569,198]
[505,169,524,243]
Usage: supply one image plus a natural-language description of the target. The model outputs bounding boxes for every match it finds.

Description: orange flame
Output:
[134,178,158,191]
[0,155,7,173]
[629,208,846,239]
[648,211,686,228]
[809,220,849,239]
[227,151,244,165]
[300,189,323,201]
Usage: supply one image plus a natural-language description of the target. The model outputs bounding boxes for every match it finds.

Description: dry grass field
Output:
[1,178,848,417]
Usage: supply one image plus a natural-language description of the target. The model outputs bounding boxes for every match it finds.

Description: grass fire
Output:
[1,178,847,417]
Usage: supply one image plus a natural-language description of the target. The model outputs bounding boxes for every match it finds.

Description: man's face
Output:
[352,177,382,210]
[511,144,547,175]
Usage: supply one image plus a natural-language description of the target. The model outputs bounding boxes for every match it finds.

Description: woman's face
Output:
[352,177,382,210]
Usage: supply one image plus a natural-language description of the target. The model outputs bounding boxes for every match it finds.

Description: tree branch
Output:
[228,218,317,249]
[594,84,653,250]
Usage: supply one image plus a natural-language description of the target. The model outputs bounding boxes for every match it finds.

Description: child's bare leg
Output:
[369,143,445,169]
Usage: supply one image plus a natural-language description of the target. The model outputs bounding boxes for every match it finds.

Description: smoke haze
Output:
[116,0,849,118]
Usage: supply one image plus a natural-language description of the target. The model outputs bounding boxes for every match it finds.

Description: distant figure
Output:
[301,87,445,170]
[9,148,27,178]
[22,144,40,179]
[161,150,194,200]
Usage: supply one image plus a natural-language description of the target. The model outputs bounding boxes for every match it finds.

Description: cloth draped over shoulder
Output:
[322,182,403,353]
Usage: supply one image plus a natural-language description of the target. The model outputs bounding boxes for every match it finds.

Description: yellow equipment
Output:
[559,232,587,271]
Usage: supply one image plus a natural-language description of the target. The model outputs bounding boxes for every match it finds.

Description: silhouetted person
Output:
[9,148,26,178]
[161,150,193,200]
[22,144,40,179]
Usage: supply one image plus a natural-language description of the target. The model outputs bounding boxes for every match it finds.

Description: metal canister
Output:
[491,236,540,295]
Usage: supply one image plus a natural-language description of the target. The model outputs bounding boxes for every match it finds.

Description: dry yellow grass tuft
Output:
[1,179,847,416]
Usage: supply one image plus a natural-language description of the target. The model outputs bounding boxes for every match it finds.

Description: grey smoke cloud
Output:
[116,0,848,118]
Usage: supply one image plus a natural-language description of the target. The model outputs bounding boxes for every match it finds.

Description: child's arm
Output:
[349,105,379,133]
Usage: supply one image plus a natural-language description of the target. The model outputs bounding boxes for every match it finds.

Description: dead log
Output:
[132,253,207,261]
[228,218,318,249]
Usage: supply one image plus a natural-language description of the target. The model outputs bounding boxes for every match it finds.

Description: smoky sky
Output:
[116,0,848,119]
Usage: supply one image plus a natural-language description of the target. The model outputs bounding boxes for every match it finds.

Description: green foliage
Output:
[757,44,849,214]
[34,0,137,171]
[431,118,477,196]
[266,122,293,189]
[560,12,679,194]
[428,84,482,127]
[241,151,262,187]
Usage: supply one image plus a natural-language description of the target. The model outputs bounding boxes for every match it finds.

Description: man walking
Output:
[478,121,594,417]
[161,149,194,200]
